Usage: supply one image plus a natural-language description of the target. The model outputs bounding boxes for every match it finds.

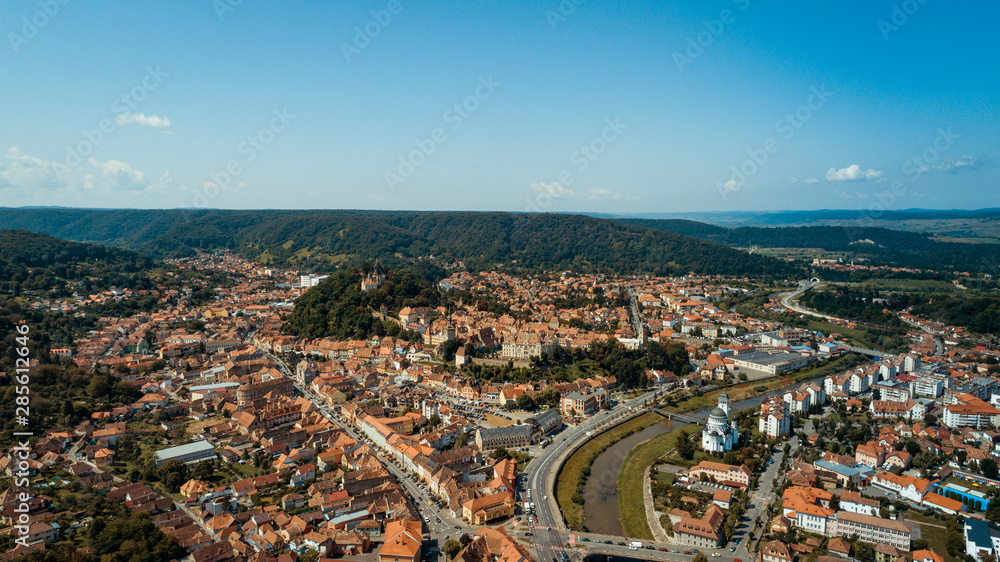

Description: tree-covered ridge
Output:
[0,209,802,278]
[0,229,154,295]
[283,267,451,340]
[616,218,1000,274]
[799,285,1000,336]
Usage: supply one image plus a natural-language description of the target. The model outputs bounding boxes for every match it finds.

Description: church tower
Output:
[718,391,729,416]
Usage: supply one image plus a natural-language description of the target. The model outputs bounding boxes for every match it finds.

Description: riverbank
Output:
[662,352,868,415]
[617,426,688,539]
[555,411,666,531]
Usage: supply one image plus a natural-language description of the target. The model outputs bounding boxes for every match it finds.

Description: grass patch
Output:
[857,278,962,292]
[555,411,665,531]
[617,426,689,540]
[903,512,957,562]
[655,471,675,485]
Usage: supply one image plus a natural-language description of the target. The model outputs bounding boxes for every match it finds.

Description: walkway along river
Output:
[580,373,828,536]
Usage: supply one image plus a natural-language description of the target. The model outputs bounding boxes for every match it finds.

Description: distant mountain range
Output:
[584,208,1000,228]
[3,207,1000,276]
[0,209,801,278]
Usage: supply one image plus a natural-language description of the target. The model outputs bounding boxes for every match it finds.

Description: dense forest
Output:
[910,297,1000,335]
[617,218,1000,274]
[797,287,908,328]
[799,286,1000,337]
[0,209,802,278]
[0,229,155,296]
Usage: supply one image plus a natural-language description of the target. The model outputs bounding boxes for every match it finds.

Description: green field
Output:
[856,278,962,292]
[903,512,959,562]
[555,412,665,531]
[617,426,689,540]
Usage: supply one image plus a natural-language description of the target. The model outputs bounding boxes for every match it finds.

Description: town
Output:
[2,252,999,562]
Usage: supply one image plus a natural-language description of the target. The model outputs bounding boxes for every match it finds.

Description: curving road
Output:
[778,286,885,358]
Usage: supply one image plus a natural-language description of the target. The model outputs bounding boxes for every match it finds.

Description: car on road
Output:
[659,548,670,552]
[683,551,691,555]
[604,540,613,544]
[712,553,721,557]
[672,549,679,553]
[618,542,626,546]
[730,546,737,551]
[580,538,590,542]
[690,549,699,553]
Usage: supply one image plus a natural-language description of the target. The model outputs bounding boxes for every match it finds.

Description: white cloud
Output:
[585,188,623,200]
[115,112,172,131]
[825,164,883,182]
[531,182,574,198]
[918,155,983,174]
[805,178,820,184]
[0,146,171,198]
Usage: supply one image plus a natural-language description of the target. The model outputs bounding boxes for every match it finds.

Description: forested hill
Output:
[0,209,800,278]
[0,229,154,295]
[615,218,1000,273]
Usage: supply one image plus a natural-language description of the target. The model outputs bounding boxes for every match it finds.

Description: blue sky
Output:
[0,0,997,213]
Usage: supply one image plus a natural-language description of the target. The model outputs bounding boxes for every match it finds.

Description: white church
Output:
[701,391,739,453]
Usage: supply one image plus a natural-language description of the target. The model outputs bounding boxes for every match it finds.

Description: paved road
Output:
[263,349,476,546]
[778,287,884,358]
[899,313,944,356]
[527,395,652,562]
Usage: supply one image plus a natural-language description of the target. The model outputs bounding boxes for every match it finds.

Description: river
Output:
[581,417,685,536]
[580,373,826,536]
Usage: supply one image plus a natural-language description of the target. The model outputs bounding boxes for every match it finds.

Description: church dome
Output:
[708,407,728,422]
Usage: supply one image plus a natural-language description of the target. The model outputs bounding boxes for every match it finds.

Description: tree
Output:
[158,460,190,493]
[443,538,462,559]
[986,501,1000,524]
[676,429,695,460]
[516,394,537,412]
[693,553,709,562]
[983,458,999,480]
